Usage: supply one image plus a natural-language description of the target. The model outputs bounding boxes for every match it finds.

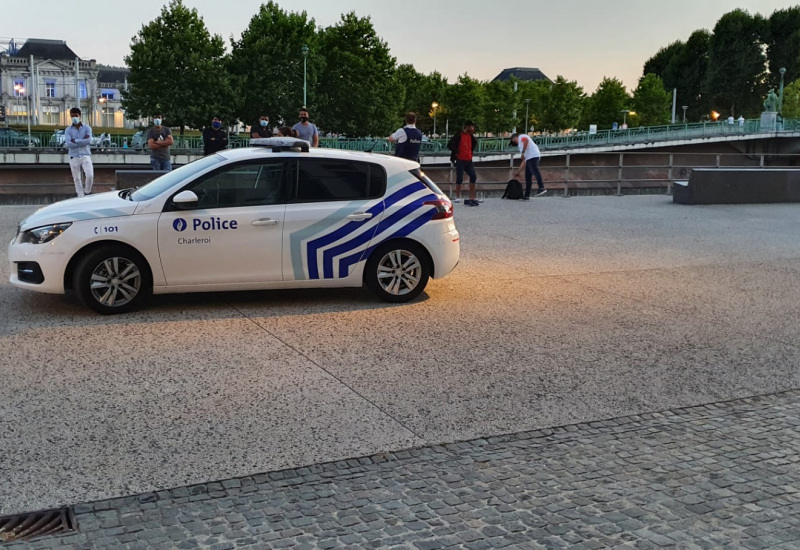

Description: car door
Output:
[157,159,287,286]
[282,158,387,282]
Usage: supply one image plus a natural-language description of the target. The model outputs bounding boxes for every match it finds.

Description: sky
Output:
[4,0,799,92]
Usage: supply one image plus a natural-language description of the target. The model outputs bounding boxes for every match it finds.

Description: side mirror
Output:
[172,190,199,210]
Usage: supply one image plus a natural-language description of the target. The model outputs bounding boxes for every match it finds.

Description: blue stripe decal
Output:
[337,207,438,278]
[305,182,429,279]
[322,194,436,279]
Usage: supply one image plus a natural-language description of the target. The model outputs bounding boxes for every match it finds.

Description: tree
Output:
[228,2,319,127]
[482,80,515,135]
[586,77,629,129]
[782,79,800,117]
[316,12,398,137]
[632,74,671,126]
[643,41,684,89]
[705,9,767,118]
[514,79,550,132]
[766,7,800,88]
[443,74,484,136]
[539,76,584,132]
[122,0,234,135]
[394,66,448,135]
[673,30,711,121]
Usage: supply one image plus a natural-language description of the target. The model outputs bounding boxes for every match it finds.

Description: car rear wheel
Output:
[365,241,430,303]
[73,245,151,314]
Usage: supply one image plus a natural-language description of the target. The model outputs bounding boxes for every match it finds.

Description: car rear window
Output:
[293,159,386,202]
[409,168,445,196]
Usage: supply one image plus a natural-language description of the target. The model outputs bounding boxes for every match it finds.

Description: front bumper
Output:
[8,238,69,294]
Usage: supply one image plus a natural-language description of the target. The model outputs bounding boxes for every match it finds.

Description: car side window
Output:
[294,159,385,202]
[189,160,286,209]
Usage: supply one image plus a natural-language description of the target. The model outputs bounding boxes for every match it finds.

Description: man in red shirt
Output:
[447,121,479,206]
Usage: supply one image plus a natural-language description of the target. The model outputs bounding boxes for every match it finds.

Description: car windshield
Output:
[130,155,225,201]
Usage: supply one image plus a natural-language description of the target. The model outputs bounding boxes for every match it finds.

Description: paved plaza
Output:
[1,195,799,547]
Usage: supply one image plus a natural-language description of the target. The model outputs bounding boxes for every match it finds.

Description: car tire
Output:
[72,245,152,314]
[365,240,430,303]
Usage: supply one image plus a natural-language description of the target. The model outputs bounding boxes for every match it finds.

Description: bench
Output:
[674,168,800,205]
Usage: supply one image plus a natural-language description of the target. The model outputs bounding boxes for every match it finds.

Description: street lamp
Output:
[99,96,106,126]
[621,109,630,126]
[682,105,688,123]
[525,98,531,133]
[301,45,309,107]
[431,101,439,137]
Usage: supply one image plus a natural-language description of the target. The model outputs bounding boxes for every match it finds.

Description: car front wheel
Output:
[365,241,430,303]
[73,245,151,314]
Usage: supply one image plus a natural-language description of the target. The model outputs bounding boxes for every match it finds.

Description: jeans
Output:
[455,160,477,185]
[524,157,544,197]
[150,157,173,171]
[69,156,94,197]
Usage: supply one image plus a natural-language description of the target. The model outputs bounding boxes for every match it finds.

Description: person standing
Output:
[447,121,479,207]
[202,116,228,156]
[292,108,319,147]
[387,112,422,162]
[65,107,94,197]
[250,115,273,139]
[147,113,174,171]
[510,132,546,200]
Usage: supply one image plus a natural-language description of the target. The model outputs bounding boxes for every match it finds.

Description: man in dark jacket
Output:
[387,112,423,162]
[202,116,228,156]
[447,121,479,206]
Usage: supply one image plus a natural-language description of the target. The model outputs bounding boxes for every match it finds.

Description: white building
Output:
[0,38,130,128]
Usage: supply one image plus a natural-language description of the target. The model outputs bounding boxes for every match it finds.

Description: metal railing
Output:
[2,118,800,154]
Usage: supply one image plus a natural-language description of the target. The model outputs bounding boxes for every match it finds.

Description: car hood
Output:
[19,191,137,231]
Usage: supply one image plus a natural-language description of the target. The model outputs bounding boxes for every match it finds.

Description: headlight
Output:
[18,223,72,245]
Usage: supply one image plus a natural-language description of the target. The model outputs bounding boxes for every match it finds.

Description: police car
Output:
[8,138,459,314]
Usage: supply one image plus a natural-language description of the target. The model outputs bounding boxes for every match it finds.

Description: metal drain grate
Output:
[0,507,76,543]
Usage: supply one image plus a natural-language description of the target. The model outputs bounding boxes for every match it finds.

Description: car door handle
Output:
[251,218,279,226]
[346,212,373,220]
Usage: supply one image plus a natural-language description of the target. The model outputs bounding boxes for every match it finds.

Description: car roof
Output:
[216,146,410,169]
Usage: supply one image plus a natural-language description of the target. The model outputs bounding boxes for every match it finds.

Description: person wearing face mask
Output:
[291,108,319,147]
[146,113,174,171]
[65,107,94,197]
[250,115,273,139]
[202,116,229,156]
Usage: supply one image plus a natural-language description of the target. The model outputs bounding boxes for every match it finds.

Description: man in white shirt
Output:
[510,133,546,200]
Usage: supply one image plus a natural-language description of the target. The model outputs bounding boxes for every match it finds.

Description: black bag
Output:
[502,179,524,200]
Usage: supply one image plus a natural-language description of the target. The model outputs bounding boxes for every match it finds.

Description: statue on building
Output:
[764,88,780,113]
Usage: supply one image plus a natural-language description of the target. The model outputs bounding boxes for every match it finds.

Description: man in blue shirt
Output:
[65,107,94,197]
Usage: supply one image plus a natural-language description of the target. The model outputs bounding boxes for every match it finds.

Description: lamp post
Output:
[301,45,309,107]
[779,67,787,116]
[682,105,688,123]
[99,96,106,127]
[431,101,438,137]
[621,109,630,126]
[524,98,531,133]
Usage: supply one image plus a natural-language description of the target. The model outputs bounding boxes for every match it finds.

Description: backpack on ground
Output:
[502,179,524,200]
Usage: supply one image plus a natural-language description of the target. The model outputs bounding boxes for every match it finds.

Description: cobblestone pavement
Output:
[5,390,800,549]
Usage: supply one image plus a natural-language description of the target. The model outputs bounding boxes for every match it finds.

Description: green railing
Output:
[2,118,799,153]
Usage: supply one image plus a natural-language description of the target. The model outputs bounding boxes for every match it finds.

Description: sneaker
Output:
[451,198,461,203]
[535,189,547,197]
[520,196,530,201]
[466,199,479,207]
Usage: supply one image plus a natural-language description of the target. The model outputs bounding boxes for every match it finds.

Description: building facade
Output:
[0,39,130,128]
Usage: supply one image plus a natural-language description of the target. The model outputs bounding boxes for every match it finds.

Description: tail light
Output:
[423,199,453,220]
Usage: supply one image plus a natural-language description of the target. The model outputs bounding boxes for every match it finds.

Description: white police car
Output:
[8,138,459,314]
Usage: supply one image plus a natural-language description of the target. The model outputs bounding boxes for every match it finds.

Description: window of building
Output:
[100,91,114,100]
[79,81,87,99]
[42,106,60,125]
[295,159,385,202]
[13,79,25,97]
[45,81,56,98]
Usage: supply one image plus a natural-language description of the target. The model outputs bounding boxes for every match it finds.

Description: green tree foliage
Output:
[704,9,767,117]
[782,79,800,117]
[228,2,319,127]
[122,0,234,134]
[393,65,448,135]
[766,7,800,87]
[514,79,550,132]
[316,12,398,137]
[443,74,484,136]
[643,41,684,88]
[482,80,516,135]
[586,77,630,129]
[632,74,671,126]
[539,76,584,132]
